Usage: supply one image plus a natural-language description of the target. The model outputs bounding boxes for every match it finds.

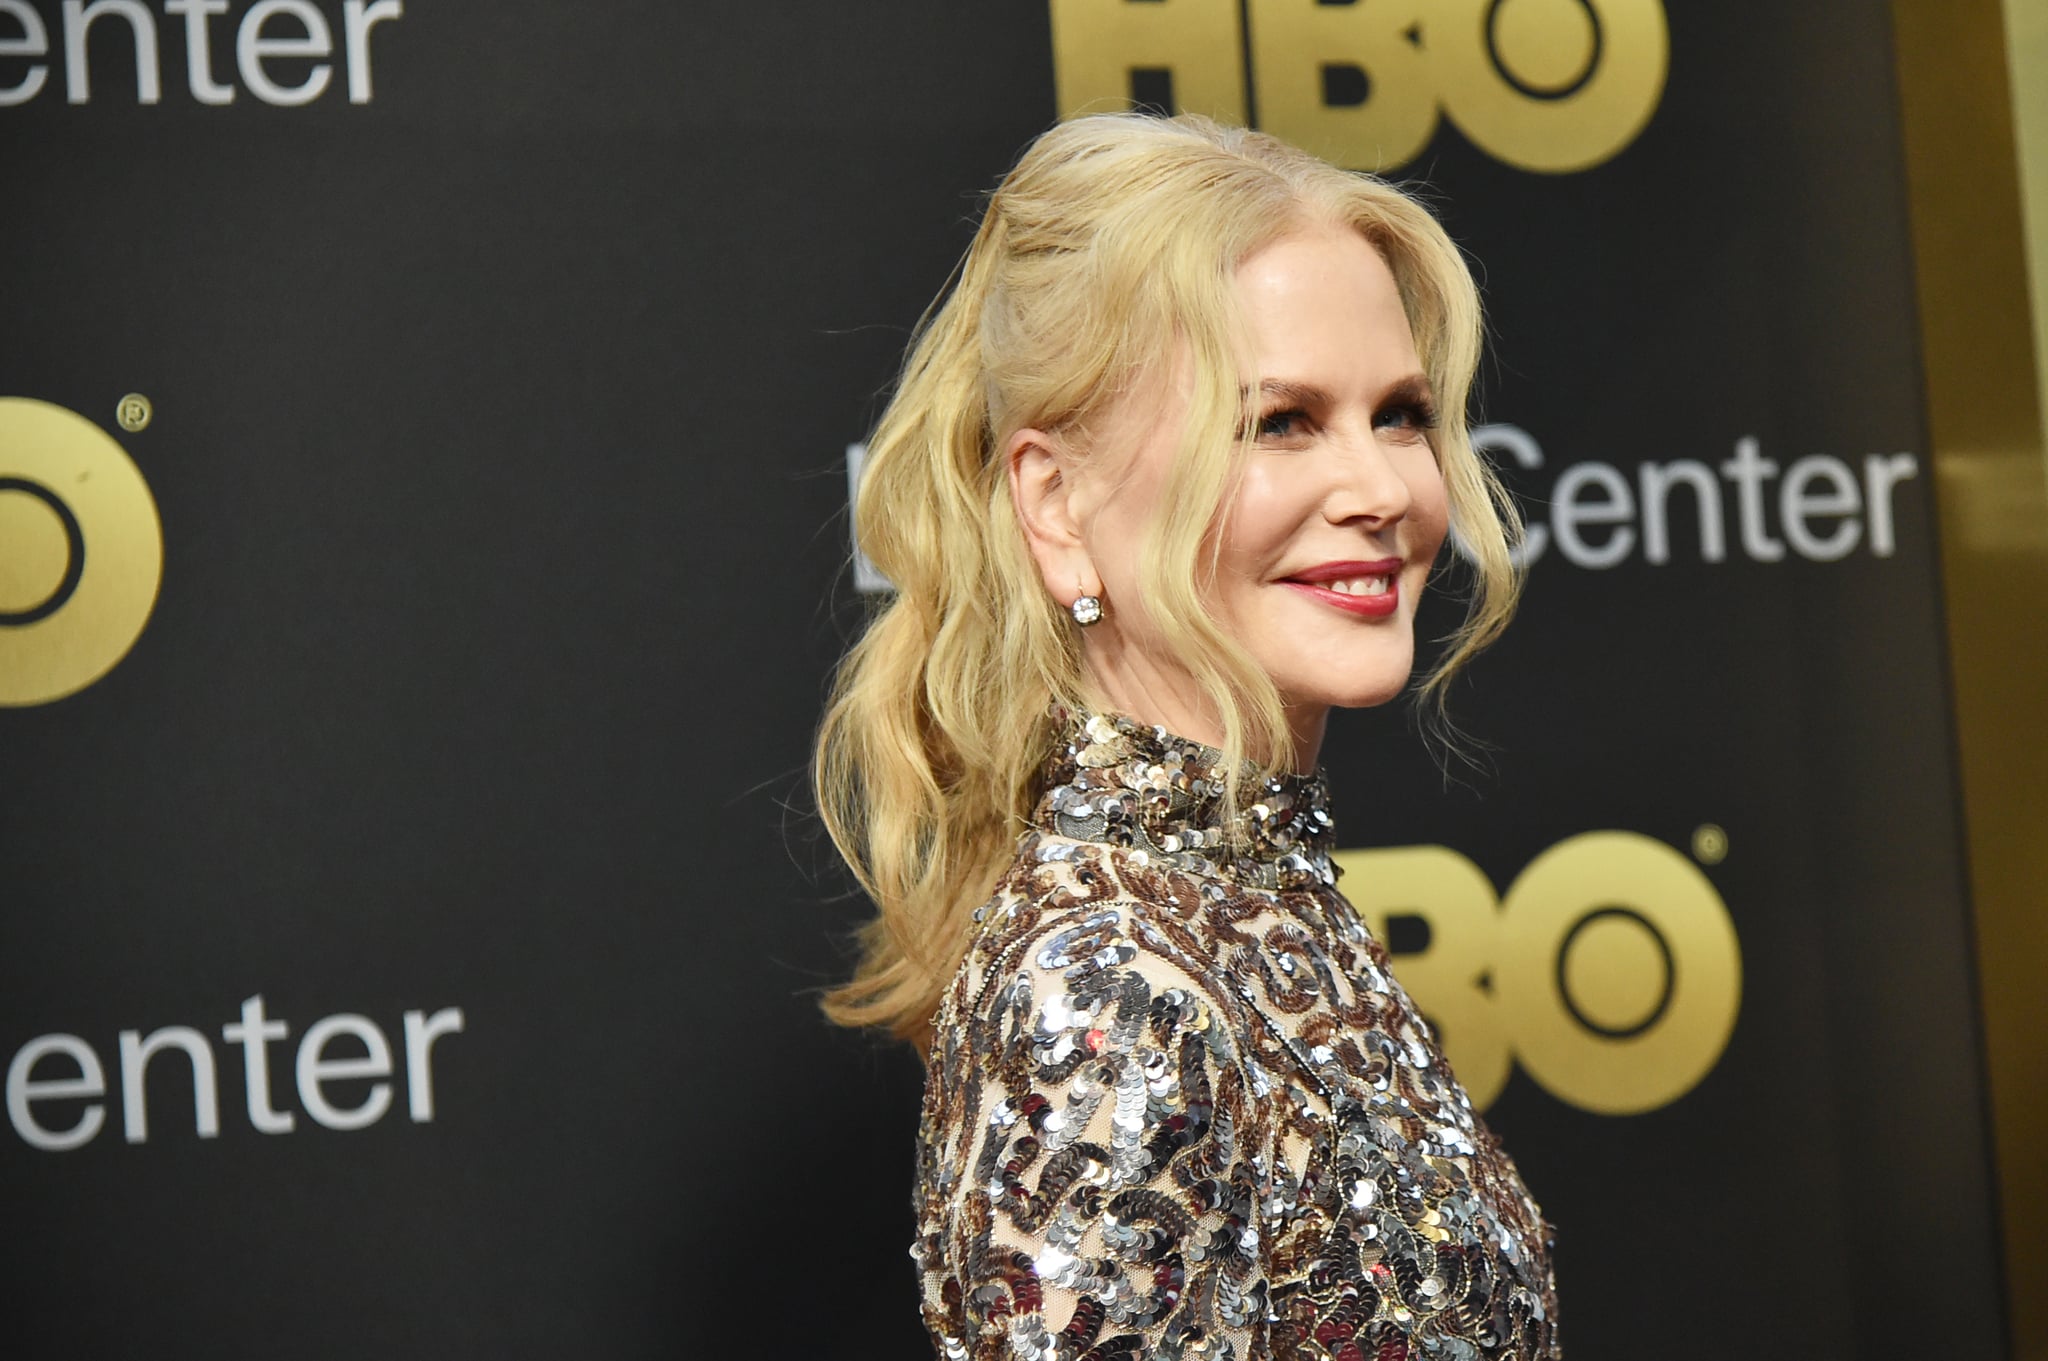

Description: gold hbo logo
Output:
[0,397,164,706]
[1050,0,1668,173]
[1337,829,1741,1115]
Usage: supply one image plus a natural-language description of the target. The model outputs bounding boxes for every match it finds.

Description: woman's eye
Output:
[1374,402,1440,434]
[1257,408,1308,439]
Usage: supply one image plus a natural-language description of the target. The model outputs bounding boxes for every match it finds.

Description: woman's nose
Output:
[1322,433,1415,526]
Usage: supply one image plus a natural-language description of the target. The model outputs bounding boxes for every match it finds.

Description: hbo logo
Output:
[1337,829,1741,1115]
[1050,0,1669,174]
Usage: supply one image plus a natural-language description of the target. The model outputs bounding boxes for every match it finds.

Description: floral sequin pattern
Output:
[913,709,1559,1361]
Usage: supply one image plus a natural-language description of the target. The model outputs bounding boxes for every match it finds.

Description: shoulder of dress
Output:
[947,838,1245,1027]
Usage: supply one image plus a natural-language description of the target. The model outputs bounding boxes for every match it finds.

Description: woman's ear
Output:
[1007,427,1099,604]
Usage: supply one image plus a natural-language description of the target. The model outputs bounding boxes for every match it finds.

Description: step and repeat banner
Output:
[0,2,2009,1357]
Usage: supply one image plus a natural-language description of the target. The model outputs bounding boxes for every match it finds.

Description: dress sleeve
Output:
[915,903,1270,1361]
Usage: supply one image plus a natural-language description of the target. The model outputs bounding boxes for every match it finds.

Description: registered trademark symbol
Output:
[1692,823,1728,865]
[115,393,152,433]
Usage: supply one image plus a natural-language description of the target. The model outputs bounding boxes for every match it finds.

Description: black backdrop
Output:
[0,2,2008,1357]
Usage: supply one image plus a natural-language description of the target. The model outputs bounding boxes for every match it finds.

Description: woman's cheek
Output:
[1223,465,1305,562]
[1409,459,1451,563]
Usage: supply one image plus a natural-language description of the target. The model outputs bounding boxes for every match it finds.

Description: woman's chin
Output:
[1337,687,1409,711]
[1289,674,1414,712]
[1287,652,1418,711]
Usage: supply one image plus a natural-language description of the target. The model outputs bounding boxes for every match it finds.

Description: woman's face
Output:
[1050,225,1450,752]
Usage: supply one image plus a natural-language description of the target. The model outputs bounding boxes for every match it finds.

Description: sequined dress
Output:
[911,709,1559,1360]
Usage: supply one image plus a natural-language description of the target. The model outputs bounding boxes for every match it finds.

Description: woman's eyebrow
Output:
[1249,378,1335,408]
[1380,373,1437,407]
[1249,375,1437,408]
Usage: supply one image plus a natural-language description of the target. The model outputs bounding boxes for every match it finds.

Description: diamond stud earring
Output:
[1071,594,1103,626]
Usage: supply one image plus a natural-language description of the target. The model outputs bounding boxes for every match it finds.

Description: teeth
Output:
[1319,576,1391,596]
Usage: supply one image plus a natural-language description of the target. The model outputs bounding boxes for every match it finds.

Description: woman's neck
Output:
[1078,649,1327,772]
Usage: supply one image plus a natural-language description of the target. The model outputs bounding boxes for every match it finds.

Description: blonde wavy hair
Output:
[816,113,1521,1045]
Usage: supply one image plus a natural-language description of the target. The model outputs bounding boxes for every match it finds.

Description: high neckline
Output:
[1028,704,1338,890]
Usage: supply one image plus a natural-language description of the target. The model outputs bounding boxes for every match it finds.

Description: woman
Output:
[817,113,1556,1360]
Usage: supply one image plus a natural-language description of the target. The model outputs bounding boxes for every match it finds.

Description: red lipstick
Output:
[1280,558,1403,618]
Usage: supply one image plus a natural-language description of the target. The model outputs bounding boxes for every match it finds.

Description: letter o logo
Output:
[1494,831,1741,1113]
[1433,0,1669,172]
[0,397,164,705]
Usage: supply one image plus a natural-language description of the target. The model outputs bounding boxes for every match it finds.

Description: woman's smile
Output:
[1278,558,1405,617]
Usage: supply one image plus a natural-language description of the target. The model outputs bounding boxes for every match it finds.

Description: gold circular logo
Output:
[116,393,154,433]
[1496,830,1742,1114]
[1436,0,1669,173]
[0,397,164,706]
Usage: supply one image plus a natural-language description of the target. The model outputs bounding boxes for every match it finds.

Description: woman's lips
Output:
[1280,558,1403,618]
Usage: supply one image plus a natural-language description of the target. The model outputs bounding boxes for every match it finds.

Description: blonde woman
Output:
[818,113,1556,1360]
